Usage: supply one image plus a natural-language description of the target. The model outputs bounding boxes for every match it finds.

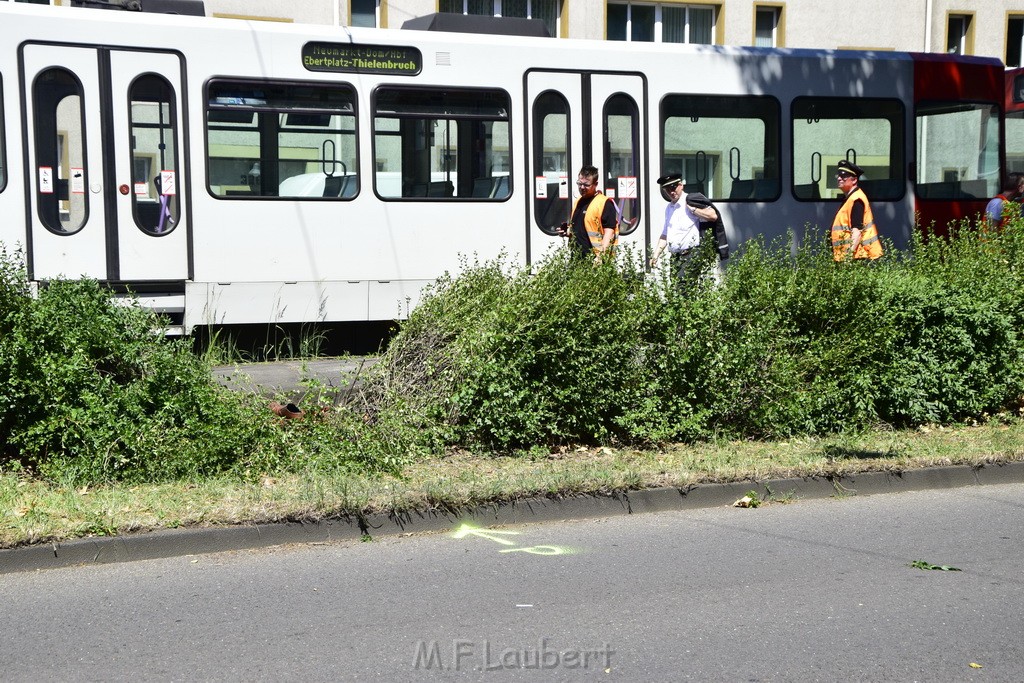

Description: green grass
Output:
[4,210,1024,548]
[2,419,1022,548]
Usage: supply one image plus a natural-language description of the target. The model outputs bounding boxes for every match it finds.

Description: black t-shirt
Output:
[850,196,866,230]
[570,194,618,255]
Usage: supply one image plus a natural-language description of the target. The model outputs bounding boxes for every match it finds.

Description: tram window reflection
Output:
[373,86,511,201]
[206,80,359,200]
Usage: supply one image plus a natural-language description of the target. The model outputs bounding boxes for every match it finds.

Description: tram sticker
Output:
[160,170,177,196]
[559,176,569,199]
[535,177,547,199]
[302,42,422,76]
[605,188,616,199]
[618,176,637,199]
[70,168,85,194]
[134,182,148,196]
[38,166,53,194]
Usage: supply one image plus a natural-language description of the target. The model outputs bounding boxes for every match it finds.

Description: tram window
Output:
[129,75,179,236]
[372,87,511,201]
[915,102,999,200]
[32,68,87,234]
[532,90,570,233]
[604,94,641,235]
[792,98,904,201]
[1007,112,1024,174]
[206,80,358,200]
[661,94,780,202]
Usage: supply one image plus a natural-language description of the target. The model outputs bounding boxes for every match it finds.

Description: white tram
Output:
[0,2,1005,332]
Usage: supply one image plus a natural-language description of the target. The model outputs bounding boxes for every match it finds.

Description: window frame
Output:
[752,3,784,48]
[790,96,906,203]
[603,92,642,234]
[350,0,380,28]
[32,67,89,235]
[661,93,782,203]
[1007,14,1023,68]
[606,1,721,45]
[440,0,561,38]
[127,72,180,236]
[371,84,513,202]
[204,77,360,201]
[532,89,571,233]
[915,99,1000,201]
[945,11,975,56]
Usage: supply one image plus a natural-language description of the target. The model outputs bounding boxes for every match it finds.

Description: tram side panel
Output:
[0,41,26,263]
[641,47,917,257]
[185,30,530,329]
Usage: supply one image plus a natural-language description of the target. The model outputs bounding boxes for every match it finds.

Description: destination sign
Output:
[302,42,422,76]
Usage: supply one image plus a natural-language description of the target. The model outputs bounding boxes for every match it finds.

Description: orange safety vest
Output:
[571,193,619,254]
[832,187,882,261]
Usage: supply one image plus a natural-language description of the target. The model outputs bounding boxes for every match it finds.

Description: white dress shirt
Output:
[661,201,701,253]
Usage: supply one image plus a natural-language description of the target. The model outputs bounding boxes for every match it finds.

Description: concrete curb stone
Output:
[2,461,1022,575]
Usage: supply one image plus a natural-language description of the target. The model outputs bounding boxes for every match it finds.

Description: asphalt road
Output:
[3,483,1022,682]
[212,357,377,400]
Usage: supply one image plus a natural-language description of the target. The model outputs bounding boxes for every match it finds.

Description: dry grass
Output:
[2,420,1023,549]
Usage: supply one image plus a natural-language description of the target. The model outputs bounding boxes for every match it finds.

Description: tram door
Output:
[526,71,646,262]
[22,45,188,282]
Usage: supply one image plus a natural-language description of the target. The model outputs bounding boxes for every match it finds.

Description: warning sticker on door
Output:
[70,168,85,194]
[618,176,638,199]
[38,167,53,194]
[535,176,547,199]
[159,170,177,196]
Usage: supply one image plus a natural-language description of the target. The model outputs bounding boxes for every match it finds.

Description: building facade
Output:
[9,0,1024,65]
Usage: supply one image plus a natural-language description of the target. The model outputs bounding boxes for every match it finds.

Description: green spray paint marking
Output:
[452,523,574,556]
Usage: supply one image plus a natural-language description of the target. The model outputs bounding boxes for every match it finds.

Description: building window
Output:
[607,3,717,44]
[753,4,782,48]
[946,13,974,55]
[351,0,378,28]
[1008,16,1023,68]
[440,0,560,38]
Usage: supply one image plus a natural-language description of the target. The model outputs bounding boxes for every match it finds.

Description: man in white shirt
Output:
[650,174,719,285]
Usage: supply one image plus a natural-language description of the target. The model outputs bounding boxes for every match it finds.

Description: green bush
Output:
[6,206,1024,480]
[363,217,1024,450]
[0,252,411,484]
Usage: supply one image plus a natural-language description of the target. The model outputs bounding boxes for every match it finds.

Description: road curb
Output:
[3,461,1023,574]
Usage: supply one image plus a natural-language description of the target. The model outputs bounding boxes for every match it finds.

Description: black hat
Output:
[685,192,712,208]
[836,160,864,177]
[657,173,683,188]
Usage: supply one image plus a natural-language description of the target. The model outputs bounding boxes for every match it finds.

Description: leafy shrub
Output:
[0,252,410,484]
[362,217,1024,450]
